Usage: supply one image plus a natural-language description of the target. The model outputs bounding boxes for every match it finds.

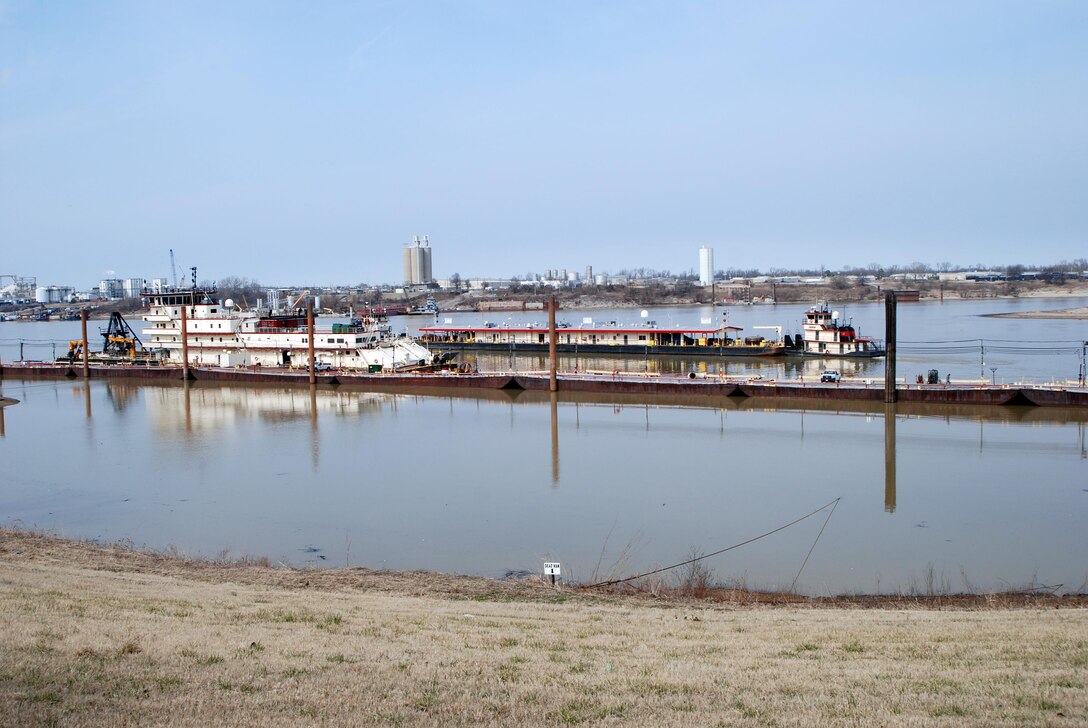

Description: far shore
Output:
[5,280,1088,320]
[2,527,1085,726]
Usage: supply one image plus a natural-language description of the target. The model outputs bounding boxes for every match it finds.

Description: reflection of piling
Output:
[181,306,190,381]
[80,309,90,379]
[548,295,558,392]
[83,382,92,420]
[884,291,897,403]
[550,391,559,485]
[0,404,5,437]
[309,385,319,470]
[884,404,896,513]
[307,302,316,385]
[183,381,192,435]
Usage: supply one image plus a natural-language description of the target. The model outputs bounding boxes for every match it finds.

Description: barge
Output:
[3,363,1086,408]
[418,322,785,357]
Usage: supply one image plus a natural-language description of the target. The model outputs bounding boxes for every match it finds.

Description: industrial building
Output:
[402,236,433,286]
[34,285,74,304]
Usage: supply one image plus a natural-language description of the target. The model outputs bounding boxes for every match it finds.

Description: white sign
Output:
[700,317,712,324]
[582,317,593,325]
[543,562,561,576]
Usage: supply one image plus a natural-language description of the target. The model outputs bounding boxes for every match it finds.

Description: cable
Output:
[789,496,839,592]
[586,497,841,589]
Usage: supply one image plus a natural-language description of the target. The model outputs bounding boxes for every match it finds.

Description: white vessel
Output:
[789,304,885,358]
[141,288,442,371]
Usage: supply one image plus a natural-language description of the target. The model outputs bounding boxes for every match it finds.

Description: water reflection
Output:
[3,379,1086,594]
[138,382,391,435]
[884,405,896,513]
[550,391,559,486]
[461,351,882,381]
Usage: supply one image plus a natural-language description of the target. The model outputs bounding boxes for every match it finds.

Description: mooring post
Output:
[180,305,191,381]
[884,291,897,403]
[548,294,558,392]
[80,308,90,379]
[307,300,316,385]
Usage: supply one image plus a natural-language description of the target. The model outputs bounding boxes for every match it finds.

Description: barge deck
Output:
[2,363,1086,408]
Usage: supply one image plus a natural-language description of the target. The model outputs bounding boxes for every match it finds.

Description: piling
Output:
[548,294,558,392]
[180,306,190,381]
[307,301,316,385]
[884,291,897,403]
[80,308,90,379]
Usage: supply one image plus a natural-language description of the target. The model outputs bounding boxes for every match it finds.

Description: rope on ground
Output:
[586,497,841,589]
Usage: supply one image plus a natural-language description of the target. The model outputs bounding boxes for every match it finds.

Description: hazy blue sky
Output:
[2,1,1086,287]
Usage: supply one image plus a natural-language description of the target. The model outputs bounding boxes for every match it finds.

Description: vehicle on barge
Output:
[418,321,786,357]
[141,288,448,371]
[785,304,885,358]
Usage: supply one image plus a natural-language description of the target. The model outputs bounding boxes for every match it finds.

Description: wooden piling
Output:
[80,308,90,379]
[307,301,316,385]
[548,294,558,393]
[884,291,897,403]
[180,305,190,381]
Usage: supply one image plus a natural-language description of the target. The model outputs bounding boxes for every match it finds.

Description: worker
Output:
[946,373,951,385]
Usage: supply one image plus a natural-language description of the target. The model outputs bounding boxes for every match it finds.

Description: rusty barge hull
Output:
[2,364,1085,408]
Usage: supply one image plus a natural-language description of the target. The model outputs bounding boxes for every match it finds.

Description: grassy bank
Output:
[2,529,1085,726]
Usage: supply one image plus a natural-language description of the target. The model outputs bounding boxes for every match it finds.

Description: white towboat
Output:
[786,304,885,358]
[141,288,445,372]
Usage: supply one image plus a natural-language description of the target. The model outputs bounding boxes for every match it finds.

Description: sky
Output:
[1,1,1086,288]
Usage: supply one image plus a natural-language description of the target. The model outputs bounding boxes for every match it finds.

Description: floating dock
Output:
[2,363,1086,408]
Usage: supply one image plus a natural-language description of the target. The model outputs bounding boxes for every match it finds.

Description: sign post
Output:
[543,562,561,586]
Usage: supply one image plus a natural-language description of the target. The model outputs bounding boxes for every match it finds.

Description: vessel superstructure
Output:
[788,304,885,358]
[142,288,442,371]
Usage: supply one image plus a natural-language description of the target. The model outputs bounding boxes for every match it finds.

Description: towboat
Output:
[785,304,885,358]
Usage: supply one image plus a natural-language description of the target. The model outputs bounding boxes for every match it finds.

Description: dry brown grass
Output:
[2,528,1086,726]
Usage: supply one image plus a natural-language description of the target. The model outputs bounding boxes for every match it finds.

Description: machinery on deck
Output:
[66,312,167,365]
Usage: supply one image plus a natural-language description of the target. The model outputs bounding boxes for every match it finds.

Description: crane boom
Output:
[169,249,179,288]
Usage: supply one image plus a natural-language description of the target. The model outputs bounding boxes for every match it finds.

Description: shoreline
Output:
[2,528,1086,726]
[4,528,1085,608]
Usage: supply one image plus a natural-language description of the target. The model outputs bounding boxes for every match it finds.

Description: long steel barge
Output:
[4,363,1085,408]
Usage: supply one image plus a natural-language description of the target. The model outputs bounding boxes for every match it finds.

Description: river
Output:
[1,297,1086,594]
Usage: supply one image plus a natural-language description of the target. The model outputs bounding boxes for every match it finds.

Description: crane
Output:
[290,290,311,310]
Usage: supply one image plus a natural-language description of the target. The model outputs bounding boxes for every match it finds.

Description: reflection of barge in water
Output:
[419,323,786,357]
